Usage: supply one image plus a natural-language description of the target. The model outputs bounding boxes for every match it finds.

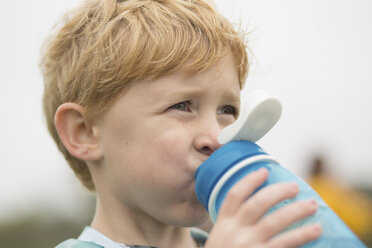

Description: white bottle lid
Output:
[218,89,282,144]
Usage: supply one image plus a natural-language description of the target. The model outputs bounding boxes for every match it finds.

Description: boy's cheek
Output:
[145,126,191,153]
[141,131,196,172]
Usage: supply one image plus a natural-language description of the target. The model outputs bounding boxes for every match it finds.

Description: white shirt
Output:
[78,226,208,248]
[78,226,130,248]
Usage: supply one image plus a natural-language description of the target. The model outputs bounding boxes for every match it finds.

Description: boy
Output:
[40,0,321,247]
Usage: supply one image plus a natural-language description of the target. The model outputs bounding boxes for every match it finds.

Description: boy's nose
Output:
[193,121,223,156]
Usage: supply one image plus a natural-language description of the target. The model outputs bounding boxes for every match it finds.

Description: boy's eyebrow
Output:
[222,90,241,104]
[158,87,241,105]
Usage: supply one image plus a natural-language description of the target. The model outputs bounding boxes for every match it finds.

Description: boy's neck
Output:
[90,198,198,248]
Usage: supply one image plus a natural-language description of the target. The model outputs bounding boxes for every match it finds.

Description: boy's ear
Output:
[54,103,102,161]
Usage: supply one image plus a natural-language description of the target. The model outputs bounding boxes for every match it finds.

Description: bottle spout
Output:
[218,89,282,144]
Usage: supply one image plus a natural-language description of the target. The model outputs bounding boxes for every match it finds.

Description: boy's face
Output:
[93,53,240,227]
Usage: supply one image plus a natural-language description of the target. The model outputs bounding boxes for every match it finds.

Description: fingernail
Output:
[312,224,322,233]
[289,182,298,190]
[308,199,317,205]
[257,168,268,174]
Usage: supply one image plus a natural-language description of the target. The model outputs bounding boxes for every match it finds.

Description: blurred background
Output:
[0,0,371,247]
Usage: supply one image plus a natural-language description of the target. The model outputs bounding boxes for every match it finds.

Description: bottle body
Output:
[195,140,366,248]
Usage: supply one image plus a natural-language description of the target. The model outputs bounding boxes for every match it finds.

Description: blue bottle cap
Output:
[195,140,267,210]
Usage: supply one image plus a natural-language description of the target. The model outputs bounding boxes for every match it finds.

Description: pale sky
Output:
[0,0,371,220]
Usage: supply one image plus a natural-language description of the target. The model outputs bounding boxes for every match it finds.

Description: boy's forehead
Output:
[127,59,240,101]
[108,53,241,112]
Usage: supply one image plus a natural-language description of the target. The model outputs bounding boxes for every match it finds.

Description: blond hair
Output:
[40,0,248,191]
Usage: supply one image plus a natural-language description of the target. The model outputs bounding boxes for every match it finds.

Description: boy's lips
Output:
[195,158,208,169]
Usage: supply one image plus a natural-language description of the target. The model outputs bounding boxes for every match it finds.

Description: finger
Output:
[238,181,299,224]
[257,198,318,240]
[218,168,269,218]
[265,223,322,248]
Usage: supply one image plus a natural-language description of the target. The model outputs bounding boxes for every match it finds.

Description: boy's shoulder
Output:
[55,239,103,248]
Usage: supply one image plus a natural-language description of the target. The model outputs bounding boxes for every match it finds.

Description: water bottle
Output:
[194,90,366,247]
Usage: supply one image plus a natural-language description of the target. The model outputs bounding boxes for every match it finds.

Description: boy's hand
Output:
[204,168,322,248]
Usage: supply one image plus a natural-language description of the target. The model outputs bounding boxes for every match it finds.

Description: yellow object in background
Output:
[307,157,372,240]
[308,174,372,238]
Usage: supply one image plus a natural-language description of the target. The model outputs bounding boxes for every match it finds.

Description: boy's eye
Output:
[169,101,192,112]
[218,105,238,117]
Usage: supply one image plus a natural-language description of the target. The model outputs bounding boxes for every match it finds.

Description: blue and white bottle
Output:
[195,90,366,248]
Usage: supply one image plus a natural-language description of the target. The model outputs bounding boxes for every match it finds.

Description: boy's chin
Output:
[171,206,210,227]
